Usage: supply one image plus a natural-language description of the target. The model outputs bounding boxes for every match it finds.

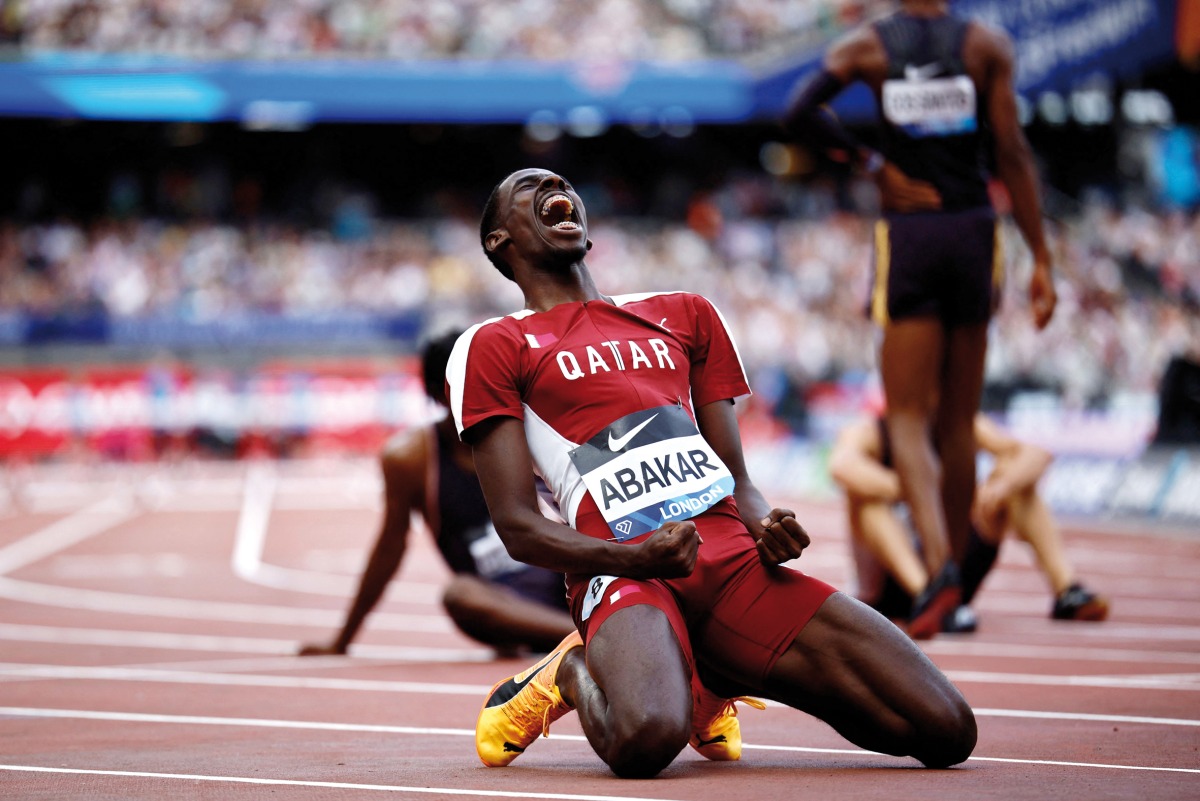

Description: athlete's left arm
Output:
[979,23,1056,329]
[695,399,811,565]
[974,415,1053,521]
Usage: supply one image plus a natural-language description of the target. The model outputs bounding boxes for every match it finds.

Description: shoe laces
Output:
[505,679,563,739]
[727,696,767,715]
[702,695,766,729]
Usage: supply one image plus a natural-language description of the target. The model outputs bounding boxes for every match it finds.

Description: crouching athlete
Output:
[446,168,976,778]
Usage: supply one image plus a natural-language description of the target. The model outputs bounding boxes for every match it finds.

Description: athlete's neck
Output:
[520,262,608,312]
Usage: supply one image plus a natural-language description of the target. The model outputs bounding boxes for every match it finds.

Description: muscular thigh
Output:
[689,533,836,688]
[576,588,694,723]
[764,592,957,721]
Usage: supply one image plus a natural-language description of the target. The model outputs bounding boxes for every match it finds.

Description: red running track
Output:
[0,458,1197,800]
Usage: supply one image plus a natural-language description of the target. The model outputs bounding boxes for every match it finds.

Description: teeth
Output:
[542,194,573,217]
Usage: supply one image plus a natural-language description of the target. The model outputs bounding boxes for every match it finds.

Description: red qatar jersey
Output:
[446,291,750,540]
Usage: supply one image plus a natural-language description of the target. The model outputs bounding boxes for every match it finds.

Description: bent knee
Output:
[917,697,977,768]
[605,711,689,779]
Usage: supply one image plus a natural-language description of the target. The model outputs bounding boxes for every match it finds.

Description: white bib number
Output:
[883,75,977,138]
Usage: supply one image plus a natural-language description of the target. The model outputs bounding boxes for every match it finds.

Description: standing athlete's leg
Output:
[879,318,950,576]
[935,323,988,565]
[764,593,976,768]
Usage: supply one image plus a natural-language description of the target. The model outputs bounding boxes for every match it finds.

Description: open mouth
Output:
[540,194,580,231]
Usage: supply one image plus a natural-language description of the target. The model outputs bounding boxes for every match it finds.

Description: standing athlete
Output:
[783,0,1057,638]
[298,331,574,658]
[446,168,975,779]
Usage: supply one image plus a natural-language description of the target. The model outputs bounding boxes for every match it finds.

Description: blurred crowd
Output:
[2,0,887,61]
[3,181,1196,416]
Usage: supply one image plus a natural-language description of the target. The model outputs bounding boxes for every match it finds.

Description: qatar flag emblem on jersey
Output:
[525,332,559,349]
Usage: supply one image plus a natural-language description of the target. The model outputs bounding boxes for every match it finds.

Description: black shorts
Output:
[494,565,569,612]
[868,206,1002,328]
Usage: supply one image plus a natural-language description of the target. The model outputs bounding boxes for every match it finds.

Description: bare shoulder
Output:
[380,426,430,483]
[825,22,888,82]
[964,17,1015,65]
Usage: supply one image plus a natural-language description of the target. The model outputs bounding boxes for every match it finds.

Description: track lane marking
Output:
[1,709,1197,775]
[4,704,1197,730]
[8,622,1200,667]
[5,661,1199,693]
[0,496,136,576]
[0,578,451,630]
[0,625,493,663]
[0,765,683,801]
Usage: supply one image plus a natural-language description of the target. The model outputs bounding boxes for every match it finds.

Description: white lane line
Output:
[2,709,1197,776]
[0,496,136,576]
[232,462,275,581]
[0,765,675,801]
[960,756,1199,773]
[0,577,452,631]
[946,669,1200,690]
[0,625,493,663]
[0,706,470,735]
[5,705,1197,732]
[974,707,1200,727]
[5,661,1200,700]
[744,745,1200,773]
[0,665,494,695]
[925,640,1200,665]
[228,460,442,601]
[6,622,1198,672]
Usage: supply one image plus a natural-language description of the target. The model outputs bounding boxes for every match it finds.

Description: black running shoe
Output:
[941,604,978,634]
[1052,584,1110,621]
[907,562,962,640]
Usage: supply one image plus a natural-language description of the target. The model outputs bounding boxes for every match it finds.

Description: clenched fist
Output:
[754,509,811,565]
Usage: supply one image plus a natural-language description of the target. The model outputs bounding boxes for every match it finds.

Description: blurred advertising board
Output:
[0,360,433,460]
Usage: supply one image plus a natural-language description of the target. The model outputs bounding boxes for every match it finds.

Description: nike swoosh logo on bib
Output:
[905,62,942,81]
[607,413,658,452]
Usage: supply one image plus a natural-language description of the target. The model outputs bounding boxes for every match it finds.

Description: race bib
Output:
[580,575,617,621]
[882,74,977,138]
[569,404,735,542]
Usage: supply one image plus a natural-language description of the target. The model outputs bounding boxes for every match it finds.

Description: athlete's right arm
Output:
[980,24,1057,329]
[468,416,699,579]
[782,29,880,170]
[782,28,941,212]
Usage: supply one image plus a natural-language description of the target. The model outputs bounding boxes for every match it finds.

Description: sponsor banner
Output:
[1039,456,1129,517]
[754,0,1177,122]
[1157,451,1200,520]
[0,53,752,124]
[745,438,1200,523]
[0,360,431,458]
[957,0,1176,95]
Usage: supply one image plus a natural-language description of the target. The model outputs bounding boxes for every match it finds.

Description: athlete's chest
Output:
[516,302,694,431]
